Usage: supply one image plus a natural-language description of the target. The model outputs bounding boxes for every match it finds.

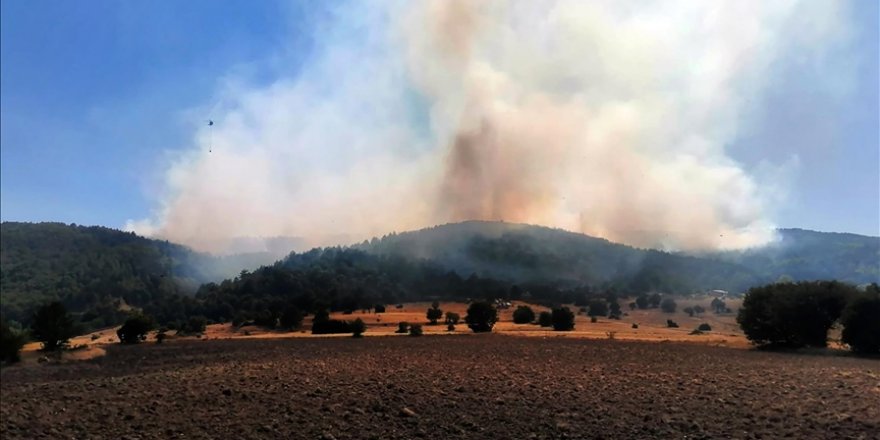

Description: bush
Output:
[311,308,353,335]
[693,305,706,314]
[375,304,386,313]
[31,302,76,351]
[552,307,575,331]
[648,293,662,308]
[840,287,880,354]
[1,318,27,363]
[396,322,410,334]
[587,300,608,317]
[538,311,553,327]
[444,312,460,325]
[635,295,649,310]
[117,313,155,344]
[631,323,639,329]
[711,298,727,314]
[512,305,536,324]
[660,298,677,313]
[465,301,498,333]
[737,281,852,348]
[628,302,637,311]
[409,324,423,336]
[684,307,694,317]
[666,319,679,328]
[179,316,207,335]
[697,323,712,331]
[590,316,598,323]
[427,303,443,325]
[351,318,366,338]
[156,330,167,344]
[280,306,304,330]
[608,301,622,319]
[447,323,455,332]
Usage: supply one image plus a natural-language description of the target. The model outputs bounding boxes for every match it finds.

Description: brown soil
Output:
[2,336,877,439]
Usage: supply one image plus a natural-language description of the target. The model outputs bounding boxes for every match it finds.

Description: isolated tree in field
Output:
[587,299,608,317]
[737,281,851,348]
[465,301,498,333]
[628,302,637,311]
[1,318,27,363]
[512,305,536,324]
[711,298,727,314]
[409,324,423,336]
[635,295,649,310]
[684,307,694,317]
[351,318,366,338]
[445,311,460,325]
[648,293,662,308]
[280,306,304,330]
[427,302,443,325]
[840,286,880,354]
[538,311,553,327]
[117,313,155,344]
[693,305,706,314]
[31,301,76,351]
[551,307,575,331]
[661,298,677,313]
[396,322,410,334]
[609,300,622,319]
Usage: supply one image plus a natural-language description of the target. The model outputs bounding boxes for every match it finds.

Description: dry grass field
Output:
[2,336,878,439]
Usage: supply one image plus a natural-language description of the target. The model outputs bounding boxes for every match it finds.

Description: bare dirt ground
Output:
[2,336,878,439]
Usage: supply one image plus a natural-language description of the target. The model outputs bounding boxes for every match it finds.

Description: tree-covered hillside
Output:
[0,222,271,329]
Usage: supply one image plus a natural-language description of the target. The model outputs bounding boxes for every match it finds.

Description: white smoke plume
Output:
[128,0,853,253]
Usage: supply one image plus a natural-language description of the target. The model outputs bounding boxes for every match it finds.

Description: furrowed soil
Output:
[2,336,878,440]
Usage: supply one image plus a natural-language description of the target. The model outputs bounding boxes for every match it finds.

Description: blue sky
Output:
[1,0,878,239]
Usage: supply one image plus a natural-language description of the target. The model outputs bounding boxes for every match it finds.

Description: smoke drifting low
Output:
[128,0,852,253]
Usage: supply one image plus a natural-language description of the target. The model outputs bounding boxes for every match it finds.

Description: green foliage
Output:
[840,285,880,354]
[512,305,535,324]
[660,298,677,313]
[737,281,854,348]
[426,304,443,325]
[465,301,498,333]
[684,307,694,317]
[587,300,608,317]
[1,317,27,363]
[409,324,423,336]
[31,302,76,351]
[551,307,575,331]
[648,293,662,308]
[697,323,712,331]
[608,300,621,319]
[635,295,649,309]
[444,312,460,325]
[117,313,155,344]
[178,315,207,335]
[666,319,679,328]
[311,308,353,335]
[279,306,304,330]
[396,322,410,334]
[374,304,386,313]
[351,318,366,338]
[711,298,727,314]
[537,311,553,327]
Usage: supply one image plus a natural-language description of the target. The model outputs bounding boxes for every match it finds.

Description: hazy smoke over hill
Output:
[128,0,852,253]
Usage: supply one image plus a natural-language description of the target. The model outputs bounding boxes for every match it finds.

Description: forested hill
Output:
[0,222,270,328]
[353,221,880,290]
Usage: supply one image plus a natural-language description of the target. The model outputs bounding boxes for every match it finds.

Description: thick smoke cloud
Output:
[128,0,852,253]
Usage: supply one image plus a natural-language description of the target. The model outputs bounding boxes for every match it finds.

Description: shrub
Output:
[711,298,727,314]
[512,306,536,324]
[1,318,27,364]
[117,313,155,344]
[660,298,677,313]
[280,306,304,330]
[666,319,679,328]
[311,308,353,335]
[447,323,455,332]
[648,293,662,308]
[635,295,649,310]
[465,301,498,333]
[351,318,366,338]
[409,324,423,336]
[590,316,598,323]
[684,307,695,317]
[179,316,207,335]
[156,330,167,344]
[587,300,608,317]
[538,311,553,327]
[427,303,443,325]
[840,287,880,354]
[631,323,639,329]
[552,307,575,331]
[608,301,622,319]
[697,323,712,331]
[254,310,279,329]
[693,305,706,314]
[375,304,386,313]
[737,281,852,348]
[628,302,637,311]
[31,302,76,351]
[444,312,460,325]
[396,322,410,334]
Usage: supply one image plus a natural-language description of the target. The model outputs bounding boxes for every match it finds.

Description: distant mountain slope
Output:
[710,228,880,285]
[354,221,879,291]
[0,222,273,327]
